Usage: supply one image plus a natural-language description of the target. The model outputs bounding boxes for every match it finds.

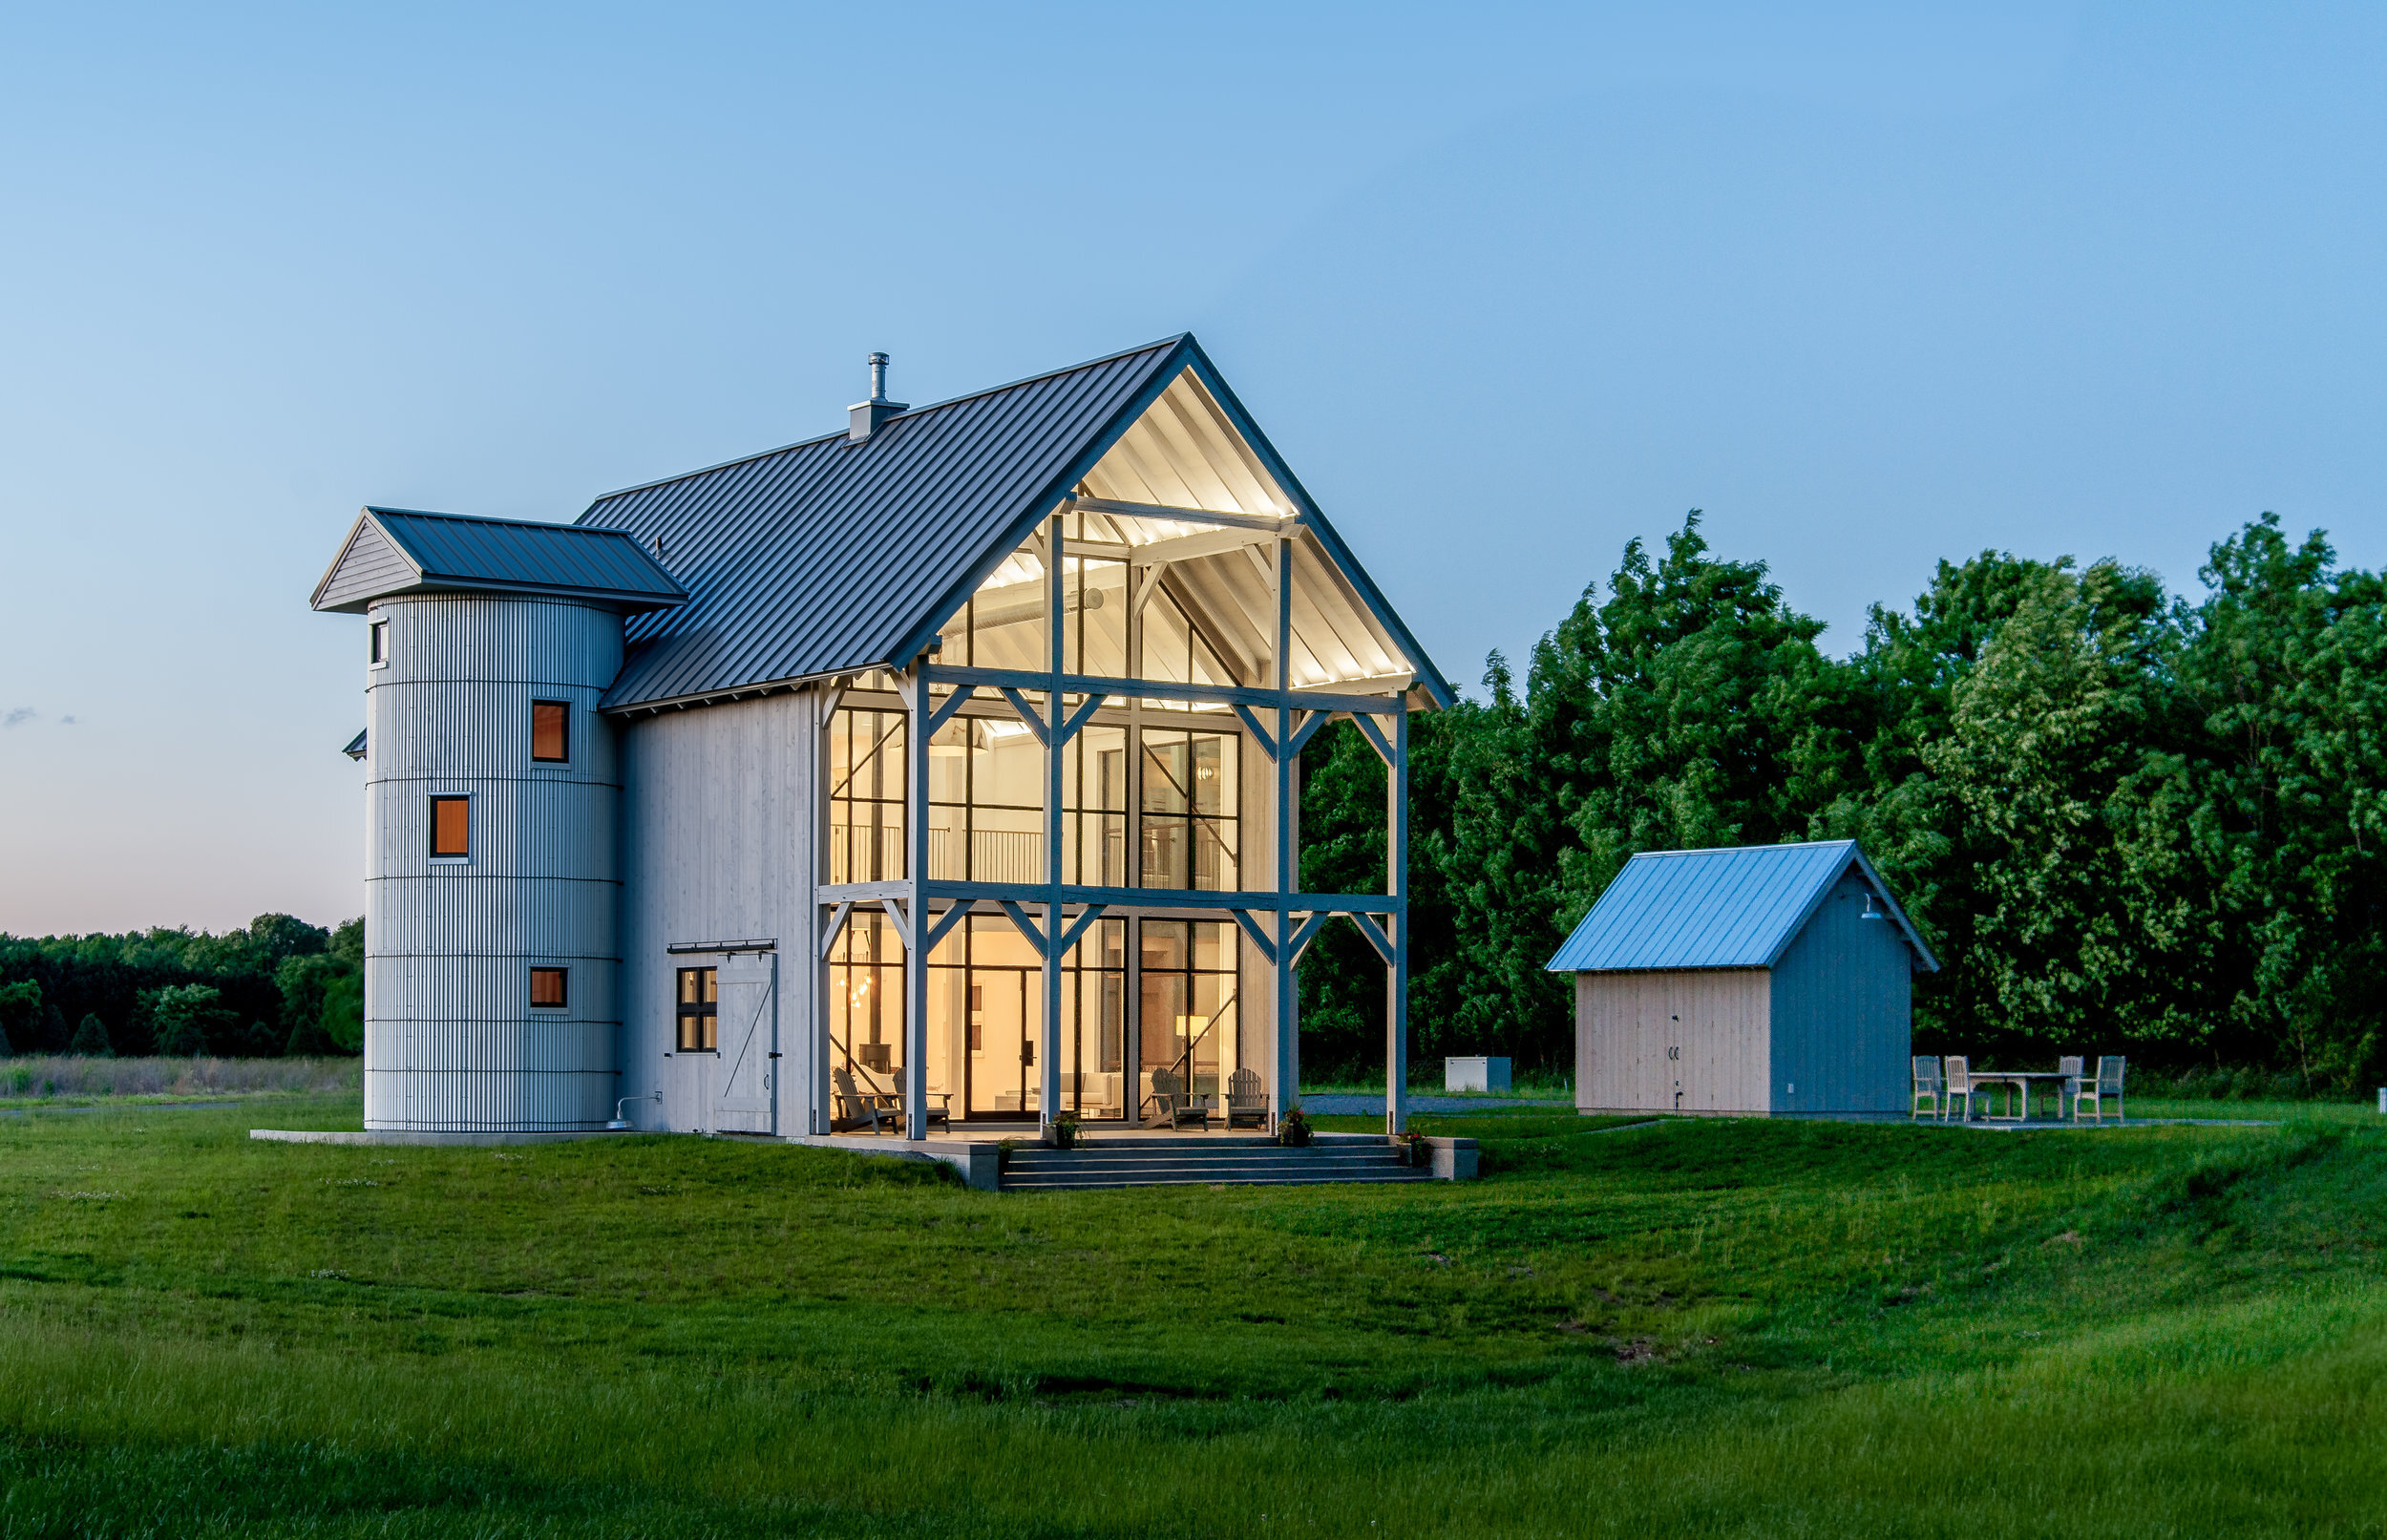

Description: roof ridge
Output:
[1629,839,1854,858]
[581,335,1190,509]
[368,505,641,538]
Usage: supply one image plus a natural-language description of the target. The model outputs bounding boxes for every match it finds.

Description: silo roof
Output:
[311,507,687,614]
[1544,840,1938,974]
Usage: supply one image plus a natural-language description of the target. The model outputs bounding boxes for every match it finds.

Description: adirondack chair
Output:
[2055,1056,2085,1121]
[1225,1066,1268,1129]
[2072,1056,2125,1124]
[832,1065,950,1134]
[1912,1056,1946,1121]
[1146,1067,1209,1129]
[1941,1056,1978,1123]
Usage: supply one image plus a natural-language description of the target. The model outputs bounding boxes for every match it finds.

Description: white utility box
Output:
[1445,1056,1511,1093]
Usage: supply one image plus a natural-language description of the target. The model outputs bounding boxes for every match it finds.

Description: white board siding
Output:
[616,688,815,1135]
[1576,969,1770,1115]
[1766,872,1913,1115]
[363,595,623,1131]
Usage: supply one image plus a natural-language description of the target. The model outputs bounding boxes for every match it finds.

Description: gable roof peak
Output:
[1546,839,1938,974]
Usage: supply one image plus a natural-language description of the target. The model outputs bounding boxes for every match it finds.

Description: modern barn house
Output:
[1548,842,1938,1118]
[311,337,1451,1158]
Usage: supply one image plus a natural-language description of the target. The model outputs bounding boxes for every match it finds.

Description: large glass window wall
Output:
[1141,728,1239,892]
[827,911,915,1105]
[1139,919,1240,1117]
[827,707,905,883]
[925,914,1128,1122]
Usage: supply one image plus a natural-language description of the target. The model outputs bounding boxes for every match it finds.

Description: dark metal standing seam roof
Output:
[1544,841,1938,973]
[309,507,687,613]
[575,334,1455,712]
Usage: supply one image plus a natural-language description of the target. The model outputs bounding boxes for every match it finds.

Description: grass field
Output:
[1,1098,2382,1536]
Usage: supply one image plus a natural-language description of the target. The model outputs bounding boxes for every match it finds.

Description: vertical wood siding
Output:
[363,596,623,1130]
[615,688,815,1135]
[1767,872,1913,1114]
[1577,969,1769,1114]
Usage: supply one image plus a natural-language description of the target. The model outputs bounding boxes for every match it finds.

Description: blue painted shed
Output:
[1546,841,1937,1117]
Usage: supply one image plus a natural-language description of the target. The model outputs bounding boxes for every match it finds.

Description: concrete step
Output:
[1004,1172,1435,1191]
[1003,1150,1401,1171]
[999,1142,1436,1191]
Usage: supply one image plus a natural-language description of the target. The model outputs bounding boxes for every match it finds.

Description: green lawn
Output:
[1,1099,2382,1536]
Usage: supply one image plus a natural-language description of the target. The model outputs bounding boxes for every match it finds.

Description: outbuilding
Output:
[1545,841,1937,1118]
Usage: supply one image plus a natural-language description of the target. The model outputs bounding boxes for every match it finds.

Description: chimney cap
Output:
[849,350,908,442]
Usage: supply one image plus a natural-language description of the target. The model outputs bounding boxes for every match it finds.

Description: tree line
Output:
[1299,512,2387,1091]
[0,915,363,1058]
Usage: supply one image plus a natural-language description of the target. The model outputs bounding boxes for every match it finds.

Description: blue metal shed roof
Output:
[1544,841,1938,973]
[310,507,686,614]
[574,334,1454,712]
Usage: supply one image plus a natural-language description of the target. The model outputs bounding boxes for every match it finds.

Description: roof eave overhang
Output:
[600,667,855,717]
[315,578,687,616]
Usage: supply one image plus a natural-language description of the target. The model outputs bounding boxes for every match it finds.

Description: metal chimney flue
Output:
[849,351,908,443]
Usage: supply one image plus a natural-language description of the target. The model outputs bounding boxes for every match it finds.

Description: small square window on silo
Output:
[532,700,569,763]
[429,795,470,858]
[530,968,567,1008]
[369,620,390,667]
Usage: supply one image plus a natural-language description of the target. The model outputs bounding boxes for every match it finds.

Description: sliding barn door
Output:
[713,957,779,1134]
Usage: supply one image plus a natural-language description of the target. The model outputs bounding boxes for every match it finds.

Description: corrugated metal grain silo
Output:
[312,509,685,1130]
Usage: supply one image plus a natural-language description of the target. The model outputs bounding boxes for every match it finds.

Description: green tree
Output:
[1404,513,1852,1071]
[69,1013,113,1057]
[0,981,42,1058]
[318,971,365,1053]
[1814,551,2065,1044]
[1922,560,2203,1047]
[146,984,237,1057]
[2181,515,2387,1086]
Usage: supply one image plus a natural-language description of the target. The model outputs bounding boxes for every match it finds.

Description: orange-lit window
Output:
[676,967,718,1051]
[532,700,568,763]
[430,795,471,857]
[530,967,567,1008]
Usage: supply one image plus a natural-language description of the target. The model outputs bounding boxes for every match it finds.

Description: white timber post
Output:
[1272,535,1297,1129]
[813,681,840,1136]
[1387,702,1409,1137]
[904,660,931,1140]
[1042,513,1066,1134]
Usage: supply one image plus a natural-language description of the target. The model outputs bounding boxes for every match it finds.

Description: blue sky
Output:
[3,2,2383,933]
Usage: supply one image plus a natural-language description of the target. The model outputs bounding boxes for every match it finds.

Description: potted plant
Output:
[1394,1130,1429,1168]
[1048,1111,1080,1150]
[1278,1105,1313,1148]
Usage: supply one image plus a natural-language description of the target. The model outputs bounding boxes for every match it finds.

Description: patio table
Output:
[1967,1070,2076,1124]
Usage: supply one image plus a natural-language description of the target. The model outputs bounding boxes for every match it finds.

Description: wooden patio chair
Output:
[1912,1056,1946,1121]
[2055,1056,2085,1121]
[2072,1056,2125,1124]
[1225,1066,1267,1129]
[1941,1056,1977,1123]
[832,1066,951,1134]
[1146,1067,1209,1129]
